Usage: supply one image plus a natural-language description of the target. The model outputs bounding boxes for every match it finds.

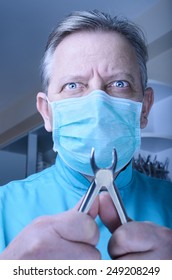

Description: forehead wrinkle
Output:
[58,74,91,84]
[49,31,142,90]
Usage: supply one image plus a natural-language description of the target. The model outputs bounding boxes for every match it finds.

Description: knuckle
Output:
[32,215,50,226]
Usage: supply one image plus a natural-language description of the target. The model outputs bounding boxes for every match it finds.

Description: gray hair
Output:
[41,10,148,93]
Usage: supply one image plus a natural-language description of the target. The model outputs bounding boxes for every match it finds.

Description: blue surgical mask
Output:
[48,90,142,176]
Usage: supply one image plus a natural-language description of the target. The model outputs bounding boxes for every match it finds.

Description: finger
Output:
[52,209,99,246]
[88,195,100,219]
[114,251,155,260]
[53,237,101,260]
[108,221,159,258]
[75,195,100,219]
[9,214,101,260]
[99,191,121,233]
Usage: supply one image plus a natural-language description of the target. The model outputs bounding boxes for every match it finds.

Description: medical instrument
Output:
[133,154,170,181]
[79,148,128,224]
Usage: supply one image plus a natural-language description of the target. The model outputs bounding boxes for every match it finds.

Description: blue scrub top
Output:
[0,155,172,259]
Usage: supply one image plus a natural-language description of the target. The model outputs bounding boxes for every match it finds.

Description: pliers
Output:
[79,148,128,224]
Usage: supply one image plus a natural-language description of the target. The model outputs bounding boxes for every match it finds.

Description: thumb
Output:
[75,195,99,219]
[99,192,123,233]
[53,208,99,246]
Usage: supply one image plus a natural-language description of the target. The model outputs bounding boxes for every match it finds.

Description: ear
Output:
[140,87,154,129]
[36,92,52,132]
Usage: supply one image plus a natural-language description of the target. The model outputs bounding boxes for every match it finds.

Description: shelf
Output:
[141,135,172,152]
[2,125,53,155]
[1,125,56,179]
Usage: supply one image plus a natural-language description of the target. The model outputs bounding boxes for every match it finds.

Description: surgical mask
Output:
[48,90,142,176]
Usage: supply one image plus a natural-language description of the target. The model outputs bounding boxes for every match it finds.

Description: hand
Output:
[99,192,172,260]
[0,207,100,260]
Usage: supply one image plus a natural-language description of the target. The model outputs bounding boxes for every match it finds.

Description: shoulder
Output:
[132,169,172,202]
[133,169,172,188]
[0,164,57,196]
[129,169,172,228]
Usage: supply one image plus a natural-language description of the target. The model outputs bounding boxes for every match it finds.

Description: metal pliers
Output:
[79,148,128,224]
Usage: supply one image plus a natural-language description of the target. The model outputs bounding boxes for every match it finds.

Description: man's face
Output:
[48,31,143,102]
[37,30,153,132]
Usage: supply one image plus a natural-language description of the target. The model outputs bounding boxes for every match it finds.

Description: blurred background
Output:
[0,0,172,184]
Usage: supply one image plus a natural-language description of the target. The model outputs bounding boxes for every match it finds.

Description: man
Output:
[0,10,172,260]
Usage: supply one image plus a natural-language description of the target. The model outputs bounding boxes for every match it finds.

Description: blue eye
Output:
[67,82,77,89]
[107,80,129,90]
[115,80,128,87]
[61,82,86,97]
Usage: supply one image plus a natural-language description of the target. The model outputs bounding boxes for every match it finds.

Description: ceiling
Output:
[0,0,172,141]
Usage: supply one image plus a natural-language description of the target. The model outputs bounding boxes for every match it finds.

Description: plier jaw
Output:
[79,148,128,224]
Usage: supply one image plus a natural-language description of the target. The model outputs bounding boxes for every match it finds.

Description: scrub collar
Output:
[55,154,133,192]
